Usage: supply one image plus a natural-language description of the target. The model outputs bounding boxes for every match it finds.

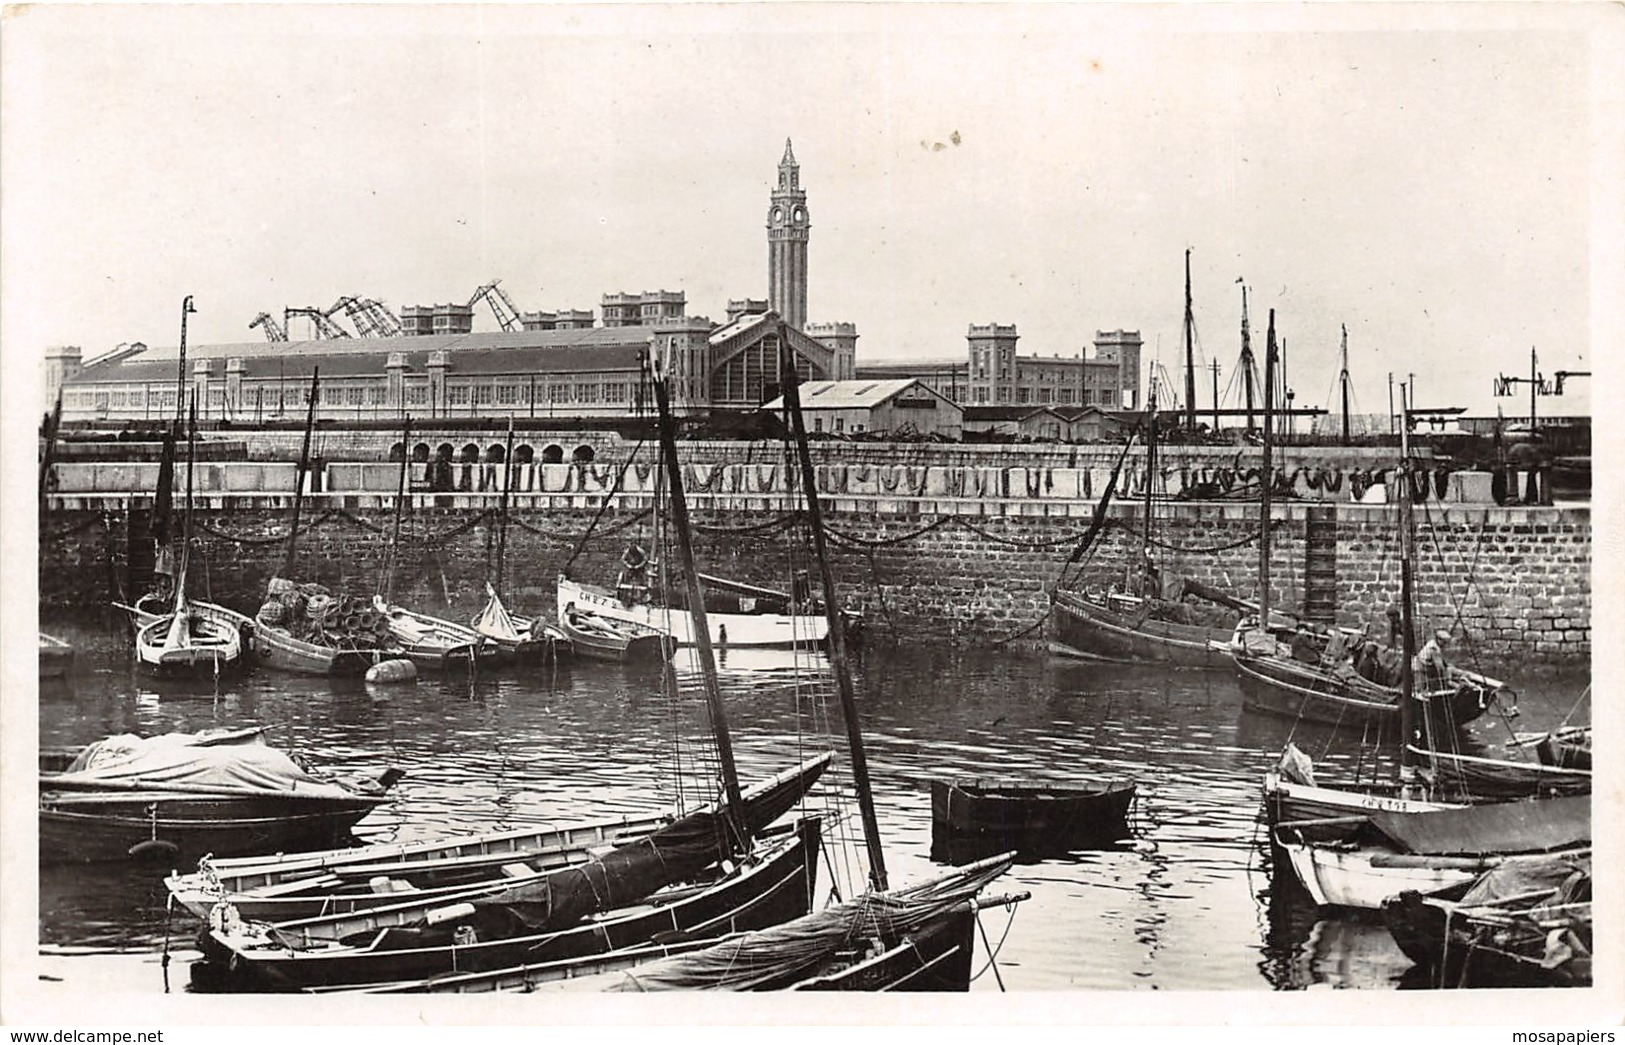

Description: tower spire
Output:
[768,139,810,330]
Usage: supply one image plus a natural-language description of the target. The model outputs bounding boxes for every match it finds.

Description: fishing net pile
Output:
[257,577,391,648]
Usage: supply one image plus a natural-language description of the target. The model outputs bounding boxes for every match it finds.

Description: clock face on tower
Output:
[770,206,785,226]
[792,206,806,224]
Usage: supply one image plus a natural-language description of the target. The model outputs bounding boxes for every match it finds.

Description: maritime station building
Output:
[46,138,1140,437]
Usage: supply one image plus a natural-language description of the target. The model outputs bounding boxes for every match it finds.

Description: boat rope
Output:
[971,903,1016,990]
[560,441,646,574]
[160,891,174,994]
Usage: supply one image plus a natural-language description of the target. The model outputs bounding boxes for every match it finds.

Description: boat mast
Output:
[281,369,320,577]
[39,387,63,509]
[175,393,198,617]
[1142,380,1158,566]
[1339,325,1352,447]
[494,416,516,596]
[1210,359,1221,433]
[1397,383,1419,786]
[779,334,889,891]
[380,416,410,603]
[652,372,750,851]
[1183,249,1197,432]
[174,296,196,426]
[1239,286,1256,431]
[1257,310,1277,626]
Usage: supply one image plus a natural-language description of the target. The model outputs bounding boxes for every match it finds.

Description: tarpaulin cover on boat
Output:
[1456,852,1591,909]
[57,729,369,797]
[1367,795,1590,856]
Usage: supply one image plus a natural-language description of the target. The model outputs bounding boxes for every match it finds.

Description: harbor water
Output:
[33,611,1588,995]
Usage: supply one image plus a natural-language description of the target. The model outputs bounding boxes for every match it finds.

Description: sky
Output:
[3,3,1618,420]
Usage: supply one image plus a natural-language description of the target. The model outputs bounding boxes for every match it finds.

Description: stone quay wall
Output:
[42,466,1589,662]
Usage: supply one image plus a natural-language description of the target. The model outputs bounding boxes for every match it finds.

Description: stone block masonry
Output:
[41,485,1589,662]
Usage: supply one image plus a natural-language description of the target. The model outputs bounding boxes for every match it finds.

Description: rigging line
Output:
[560,440,646,573]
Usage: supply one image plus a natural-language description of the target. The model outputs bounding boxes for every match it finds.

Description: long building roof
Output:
[68,331,654,385]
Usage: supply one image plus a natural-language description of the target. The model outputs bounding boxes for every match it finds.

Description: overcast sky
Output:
[4,4,1617,418]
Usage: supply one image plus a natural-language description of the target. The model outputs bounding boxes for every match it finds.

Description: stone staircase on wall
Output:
[1301,505,1338,624]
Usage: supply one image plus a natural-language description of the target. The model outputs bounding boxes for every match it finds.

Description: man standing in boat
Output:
[1414,628,1452,689]
[617,542,652,606]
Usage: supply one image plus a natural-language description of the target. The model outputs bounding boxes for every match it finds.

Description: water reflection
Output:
[35,611,1589,992]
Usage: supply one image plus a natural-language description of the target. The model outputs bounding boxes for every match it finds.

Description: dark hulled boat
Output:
[40,729,401,864]
[930,777,1136,851]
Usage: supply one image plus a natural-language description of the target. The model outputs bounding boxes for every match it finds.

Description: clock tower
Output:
[767,138,810,331]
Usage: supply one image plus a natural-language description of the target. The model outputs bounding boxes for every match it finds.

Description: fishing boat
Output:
[558,604,673,662]
[1534,726,1591,771]
[167,752,829,924]
[1381,850,1592,988]
[192,808,823,991]
[1409,742,1591,802]
[1050,255,1251,667]
[133,394,249,678]
[39,632,74,679]
[470,583,570,663]
[1274,793,1591,911]
[930,777,1136,851]
[1226,354,1506,731]
[1262,743,1463,842]
[40,728,402,864]
[248,370,389,676]
[466,421,570,664]
[556,573,836,650]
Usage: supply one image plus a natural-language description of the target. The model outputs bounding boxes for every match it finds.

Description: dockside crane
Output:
[284,306,353,340]
[250,312,289,342]
[331,296,405,338]
[1494,347,1591,429]
[468,279,524,332]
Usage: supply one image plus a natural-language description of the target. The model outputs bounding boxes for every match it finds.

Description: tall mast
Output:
[495,416,516,595]
[1183,249,1197,431]
[380,416,410,603]
[39,387,63,508]
[1339,325,1352,446]
[652,373,750,851]
[1257,310,1277,625]
[1143,380,1158,556]
[174,393,198,617]
[1209,360,1221,433]
[1239,285,1256,430]
[282,369,320,576]
[1397,383,1419,784]
[175,296,196,425]
[778,334,888,891]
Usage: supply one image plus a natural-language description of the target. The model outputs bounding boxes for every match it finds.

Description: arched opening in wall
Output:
[541,444,565,464]
[387,442,405,462]
[514,444,535,464]
[460,443,481,463]
[485,444,506,463]
[436,443,455,461]
[572,444,596,463]
[412,443,431,463]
